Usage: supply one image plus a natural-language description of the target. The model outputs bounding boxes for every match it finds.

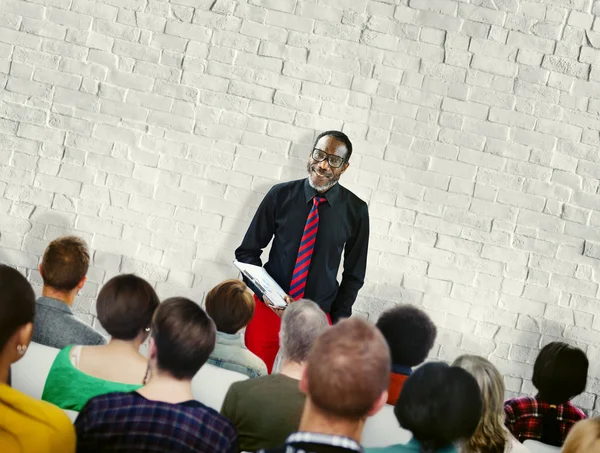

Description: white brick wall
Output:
[1,0,600,412]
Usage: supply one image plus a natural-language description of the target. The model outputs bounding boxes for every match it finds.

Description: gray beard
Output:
[307,164,338,192]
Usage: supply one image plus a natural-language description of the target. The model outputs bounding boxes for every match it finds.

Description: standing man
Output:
[235,130,370,372]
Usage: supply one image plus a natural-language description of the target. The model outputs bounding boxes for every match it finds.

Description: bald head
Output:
[305,318,391,420]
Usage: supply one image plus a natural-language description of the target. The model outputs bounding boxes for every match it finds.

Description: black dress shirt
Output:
[235,178,369,322]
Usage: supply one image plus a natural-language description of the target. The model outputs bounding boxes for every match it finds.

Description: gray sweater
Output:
[32,296,107,349]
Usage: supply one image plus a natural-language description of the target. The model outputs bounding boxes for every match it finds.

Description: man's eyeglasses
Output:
[311,149,346,168]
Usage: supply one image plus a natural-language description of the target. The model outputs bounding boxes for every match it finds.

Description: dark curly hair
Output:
[376,305,437,367]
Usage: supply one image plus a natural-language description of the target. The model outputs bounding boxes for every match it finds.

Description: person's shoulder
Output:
[505,432,531,453]
[229,374,268,392]
[22,396,75,441]
[257,446,287,453]
[84,391,137,410]
[188,401,237,434]
[504,396,536,415]
[269,179,304,194]
[366,445,413,453]
[338,184,368,208]
[565,401,587,419]
[67,316,107,344]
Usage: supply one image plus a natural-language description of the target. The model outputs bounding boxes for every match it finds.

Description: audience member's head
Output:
[453,355,507,453]
[376,305,437,367]
[149,297,216,380]
[279,300,329,364]
[563,419,600,453]
[396,362,482,452]
[96,274,159,342]
[205,279,254,334]
[0,265,36,374]
[39,236,89,298]
[533,341,588,405]
[301,318,390,422]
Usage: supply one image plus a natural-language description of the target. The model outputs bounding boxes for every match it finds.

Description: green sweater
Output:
[42,345,142,412]
[221,374,305,452]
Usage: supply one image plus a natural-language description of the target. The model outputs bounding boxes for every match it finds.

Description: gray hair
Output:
[280,299,329,363]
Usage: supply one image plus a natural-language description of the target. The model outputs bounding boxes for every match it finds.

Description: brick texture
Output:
[1,0,600,413]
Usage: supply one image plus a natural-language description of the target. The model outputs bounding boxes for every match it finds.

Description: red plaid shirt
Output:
[504,396,586,444]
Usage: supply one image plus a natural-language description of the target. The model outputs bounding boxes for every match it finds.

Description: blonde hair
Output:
[452,355,506,453]
[563,419,600,453]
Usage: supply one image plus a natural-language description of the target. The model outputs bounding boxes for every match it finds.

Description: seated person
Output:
[376,305,437,405]
[563,418,600,453]
[369,362,482,453]
[42,274,160,411]
[504,341,588,446]
[75,297,237,453]
[0,265,75,452]
[453,355,529,453]
[221,300,329,452]
[33,236,106,348]
[205,279,267,378]
[259,318,391,453]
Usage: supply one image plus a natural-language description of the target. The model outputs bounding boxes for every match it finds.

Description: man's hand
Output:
[264,294,294,318]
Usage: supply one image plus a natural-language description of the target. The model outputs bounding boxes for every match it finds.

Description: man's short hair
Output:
[96,274,160,341]
[306,318,391,420]
[152,297,216,380]
[314,130,353,161]
[205,279,254,334]
[41,236,90,291]
[532,341,588,404]
[279,300,329,363]
[395,362,482,450]
[376,305,437,367]
[0,265,35,353]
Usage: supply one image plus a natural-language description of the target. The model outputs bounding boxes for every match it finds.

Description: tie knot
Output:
[313,196,326,206]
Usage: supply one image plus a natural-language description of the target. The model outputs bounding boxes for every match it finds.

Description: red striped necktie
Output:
[289,196,327,300]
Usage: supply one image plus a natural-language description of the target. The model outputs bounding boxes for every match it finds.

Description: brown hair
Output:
[205,279,254,334]
[41,236,90,291]
[96,274,159,340]
[152,297,216,379]
[306,318,391,420]
[563,419,600,453]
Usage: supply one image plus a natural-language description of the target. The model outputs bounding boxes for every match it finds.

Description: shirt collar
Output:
[303,178,340,207]
[391,364,413,376]
[36,296,73,314]
[215,331,243,343]
[286,432,362,453]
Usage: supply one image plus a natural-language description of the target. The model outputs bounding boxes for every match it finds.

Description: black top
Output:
[235,178,369,322]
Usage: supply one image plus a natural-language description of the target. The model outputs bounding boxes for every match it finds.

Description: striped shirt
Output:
[259,431,363,453]
[75,391,237,453]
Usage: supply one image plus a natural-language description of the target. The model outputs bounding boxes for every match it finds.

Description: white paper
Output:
[233,261,288,308]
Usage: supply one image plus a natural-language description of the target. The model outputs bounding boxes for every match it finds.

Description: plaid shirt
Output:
[75,391,238,453]
[504,396,586,444]
[259,431,363,453]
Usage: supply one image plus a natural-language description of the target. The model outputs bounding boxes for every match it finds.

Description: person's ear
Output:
[38,264,43,278]
[148,337,158,360]
[366,390,388,417]
[11,323,34,364]
[299,366,309,394]
[77,276,87,291]
[340,161,350,174]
